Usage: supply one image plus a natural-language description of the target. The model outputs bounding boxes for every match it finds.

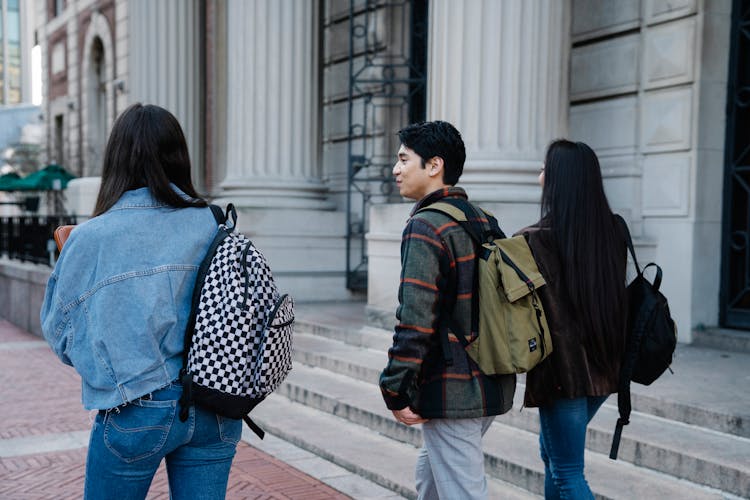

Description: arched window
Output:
[86,37,106,176]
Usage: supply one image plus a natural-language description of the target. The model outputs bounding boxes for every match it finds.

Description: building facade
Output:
[0,0,40,216]
[0,0,34,105]
[36,0,747,341]
[0,0,39,139]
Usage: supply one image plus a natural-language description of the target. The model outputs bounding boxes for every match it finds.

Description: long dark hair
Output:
[93,103,207,216]
[541,139,627,374]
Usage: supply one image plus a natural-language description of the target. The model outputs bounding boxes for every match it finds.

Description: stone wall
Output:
[568,0,731,340]
[0,259,51,338]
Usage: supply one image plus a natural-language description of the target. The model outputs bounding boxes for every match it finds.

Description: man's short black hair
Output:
[397,120,466,185]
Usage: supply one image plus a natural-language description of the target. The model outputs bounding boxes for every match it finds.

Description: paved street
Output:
[0,319,351,500]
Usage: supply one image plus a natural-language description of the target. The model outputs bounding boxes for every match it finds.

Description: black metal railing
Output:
[0,215,77,266]
[345,0,428,290]
[720,0,750,329]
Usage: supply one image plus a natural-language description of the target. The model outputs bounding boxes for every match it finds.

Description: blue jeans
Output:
[84,381,242,500]
[538,396,607,500]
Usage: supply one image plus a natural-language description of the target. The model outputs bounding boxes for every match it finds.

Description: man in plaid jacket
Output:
[379,121,516,499]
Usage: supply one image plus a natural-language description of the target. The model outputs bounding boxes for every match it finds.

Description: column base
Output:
[226,206,356,302]
[366,203,411,326]
[216,179,336,210]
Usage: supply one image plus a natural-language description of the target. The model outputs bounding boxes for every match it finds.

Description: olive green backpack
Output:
[419,200,552,375]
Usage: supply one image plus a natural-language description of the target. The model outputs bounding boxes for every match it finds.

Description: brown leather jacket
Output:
[519,223,627,408]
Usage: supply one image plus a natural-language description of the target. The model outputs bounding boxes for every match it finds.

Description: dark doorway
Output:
[345,0,429,290]
[86,37,106,176]
[54,114,64,166]
[720,0,750,329]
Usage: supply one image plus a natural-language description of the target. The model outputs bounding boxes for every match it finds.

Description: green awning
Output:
[0,165,76,191]
[0,172,22,190]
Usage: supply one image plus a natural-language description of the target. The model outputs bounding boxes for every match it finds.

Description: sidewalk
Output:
[0,319,351,500]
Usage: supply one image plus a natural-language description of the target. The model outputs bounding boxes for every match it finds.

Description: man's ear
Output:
[427,156,444,178]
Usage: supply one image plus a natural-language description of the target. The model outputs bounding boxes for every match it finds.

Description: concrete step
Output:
[292,331,750,496]
[294,322,750,439]
[280,363,749,498]
[293,332,383,384]
[481,421,730,500]
[243,431,408,499]
[505,388,750,498]
[295,319,393,351]
[280,365,421,448]
[625,345,750,439]
[250,394,541,500]
[692,327,750,354]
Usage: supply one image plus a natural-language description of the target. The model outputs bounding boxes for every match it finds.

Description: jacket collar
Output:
[110,184,189,210]
[410,186,468,216]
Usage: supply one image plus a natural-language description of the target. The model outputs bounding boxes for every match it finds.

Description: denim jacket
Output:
[40,187,217,410]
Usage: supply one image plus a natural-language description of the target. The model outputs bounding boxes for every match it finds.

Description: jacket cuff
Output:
[382,391,411,411]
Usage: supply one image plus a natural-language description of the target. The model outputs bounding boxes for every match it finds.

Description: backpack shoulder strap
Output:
[416,198,503,365]
[610,216,637,460]
[179,203,237,420]
[614,214,641,274]
[418,198,505,243]
[418,201,480,243]
[210,203,239,231]
[209,204,225,225]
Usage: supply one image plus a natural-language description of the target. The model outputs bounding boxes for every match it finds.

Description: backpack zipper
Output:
[240,241,252,311]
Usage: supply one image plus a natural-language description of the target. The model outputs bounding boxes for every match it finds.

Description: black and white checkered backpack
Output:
[178,204,294,438]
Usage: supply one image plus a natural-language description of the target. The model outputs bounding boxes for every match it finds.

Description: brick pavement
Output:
[0,320,351,499]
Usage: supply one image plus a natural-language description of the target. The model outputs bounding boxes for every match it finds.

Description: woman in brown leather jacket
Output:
[519,139,628,499]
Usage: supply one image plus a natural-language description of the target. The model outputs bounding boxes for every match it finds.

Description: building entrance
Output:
[344,0,428,290]
[721,0,750,329]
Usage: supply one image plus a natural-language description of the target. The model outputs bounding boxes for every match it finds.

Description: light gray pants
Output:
[415,416,495,500]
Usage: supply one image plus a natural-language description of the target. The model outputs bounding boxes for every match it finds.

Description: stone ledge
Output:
[0,258,52,338]
[692,327,750,354]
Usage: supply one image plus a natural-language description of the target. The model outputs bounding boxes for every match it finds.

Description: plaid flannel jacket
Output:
[379,187,516,419]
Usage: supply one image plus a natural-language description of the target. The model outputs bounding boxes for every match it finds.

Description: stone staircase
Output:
[250,308,750,499]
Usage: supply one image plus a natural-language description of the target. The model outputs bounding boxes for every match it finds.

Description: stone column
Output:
[217,0,330,210]
[367,0,571,321]
[428,0,570,222]
[211,0,350,301]
[129,0,203,186]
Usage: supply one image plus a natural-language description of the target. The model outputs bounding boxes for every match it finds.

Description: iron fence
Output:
[720,0,750,328]
[0,215,77,266]
[345,0,428,290]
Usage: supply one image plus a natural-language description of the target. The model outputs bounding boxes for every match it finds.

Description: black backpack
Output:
[610,215,677,459]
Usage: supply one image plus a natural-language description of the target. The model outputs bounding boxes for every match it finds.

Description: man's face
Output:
[392,144,432,200]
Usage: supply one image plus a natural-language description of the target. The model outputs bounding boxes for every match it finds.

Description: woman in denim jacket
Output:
[41,104,242,499]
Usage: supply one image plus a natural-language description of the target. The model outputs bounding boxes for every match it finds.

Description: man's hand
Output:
[392,407,428,425]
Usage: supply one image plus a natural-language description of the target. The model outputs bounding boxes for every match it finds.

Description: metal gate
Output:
[721,0,750,329]
[345,0,428,290]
